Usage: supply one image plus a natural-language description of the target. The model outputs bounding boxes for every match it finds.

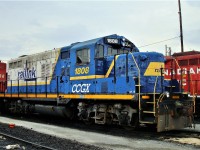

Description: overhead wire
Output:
[138,36,180,48]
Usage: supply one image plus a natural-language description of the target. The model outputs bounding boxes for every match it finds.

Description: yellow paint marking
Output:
[70,55,119,80]
[105,55,119,78]
[70,75,104,80]
[83,94,133,100]
[0,93,134,100]
[144,62,164,76]
[8,81,50,86]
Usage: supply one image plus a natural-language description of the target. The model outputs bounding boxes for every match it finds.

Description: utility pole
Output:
[178,0,184,52]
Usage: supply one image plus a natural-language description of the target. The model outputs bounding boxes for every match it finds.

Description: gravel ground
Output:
[0,115,200,150]
[0,122,104,150]
[0,134,28,150]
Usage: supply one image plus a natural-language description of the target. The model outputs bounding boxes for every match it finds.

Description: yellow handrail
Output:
[173,58,181,69]
[130,53,141,117]
[174,58,184,92]
[153,76,158,116]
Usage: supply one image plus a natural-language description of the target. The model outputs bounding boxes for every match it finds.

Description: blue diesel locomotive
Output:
[0,34,194,132]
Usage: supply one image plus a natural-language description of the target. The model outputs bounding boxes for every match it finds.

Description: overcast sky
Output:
[0,0,199,61]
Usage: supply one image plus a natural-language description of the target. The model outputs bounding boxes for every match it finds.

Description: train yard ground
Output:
[0,115,200,150]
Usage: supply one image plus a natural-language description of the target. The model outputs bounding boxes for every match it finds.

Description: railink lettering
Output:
[18,67,36,80]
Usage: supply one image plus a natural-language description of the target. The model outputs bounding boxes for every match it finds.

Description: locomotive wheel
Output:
[130,113,139,129]
[124,113,139,130]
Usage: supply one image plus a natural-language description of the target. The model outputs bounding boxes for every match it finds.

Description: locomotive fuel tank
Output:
[34,105,74,118]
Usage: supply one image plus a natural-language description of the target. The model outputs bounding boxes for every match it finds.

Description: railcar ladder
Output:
[140,94,161,124]
[140,76,160,124]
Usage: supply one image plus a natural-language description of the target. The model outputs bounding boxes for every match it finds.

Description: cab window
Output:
[108,47,118,56]
[76,48,90,65]
[118,49,124,54]
[95,45,104,58]
[61,51,70,59]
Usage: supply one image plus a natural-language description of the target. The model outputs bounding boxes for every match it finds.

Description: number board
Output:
[105,38,120,45]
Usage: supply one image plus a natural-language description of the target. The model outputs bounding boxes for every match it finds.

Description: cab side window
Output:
[108,47,117,56]
[61,51,70,59]
[95,45,104,58]
[76,48,90,65]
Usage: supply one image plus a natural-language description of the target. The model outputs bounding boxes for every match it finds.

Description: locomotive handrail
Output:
[173,58,183,92]
[153,76,158,116]
[130,53,141,121]
[158,93,165,102]
[35,78,37,98]
[160,67,163,93]
[173,58,196,113]
[3,75,60,98]
[18,79,19,97]
[10,80,12,97]
[189,73,196,113]
[173,58,181,69]
[26,80,28,98]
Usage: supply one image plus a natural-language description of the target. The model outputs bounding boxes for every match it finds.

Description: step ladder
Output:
[139,94,161,124]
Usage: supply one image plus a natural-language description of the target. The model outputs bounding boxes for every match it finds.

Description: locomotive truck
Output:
[0,34,195,132]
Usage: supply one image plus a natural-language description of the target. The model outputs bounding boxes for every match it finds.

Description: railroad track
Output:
[0,132,56,150]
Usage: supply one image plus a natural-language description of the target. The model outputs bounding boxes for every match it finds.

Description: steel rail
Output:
[0,132,56,150]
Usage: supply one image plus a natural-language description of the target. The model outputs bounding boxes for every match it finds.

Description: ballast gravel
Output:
[0,122,104,150]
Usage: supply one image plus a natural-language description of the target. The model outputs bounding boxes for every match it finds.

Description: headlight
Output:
[165,92,170,98]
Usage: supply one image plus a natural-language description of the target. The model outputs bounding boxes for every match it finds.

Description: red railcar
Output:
[165,50,200,115]
[165,50,200,95]
[0,61,6,92]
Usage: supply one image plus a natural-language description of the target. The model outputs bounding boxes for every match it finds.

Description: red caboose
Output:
[165,50,200,96]
[0,61,6,92]
[165,50,200,115]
